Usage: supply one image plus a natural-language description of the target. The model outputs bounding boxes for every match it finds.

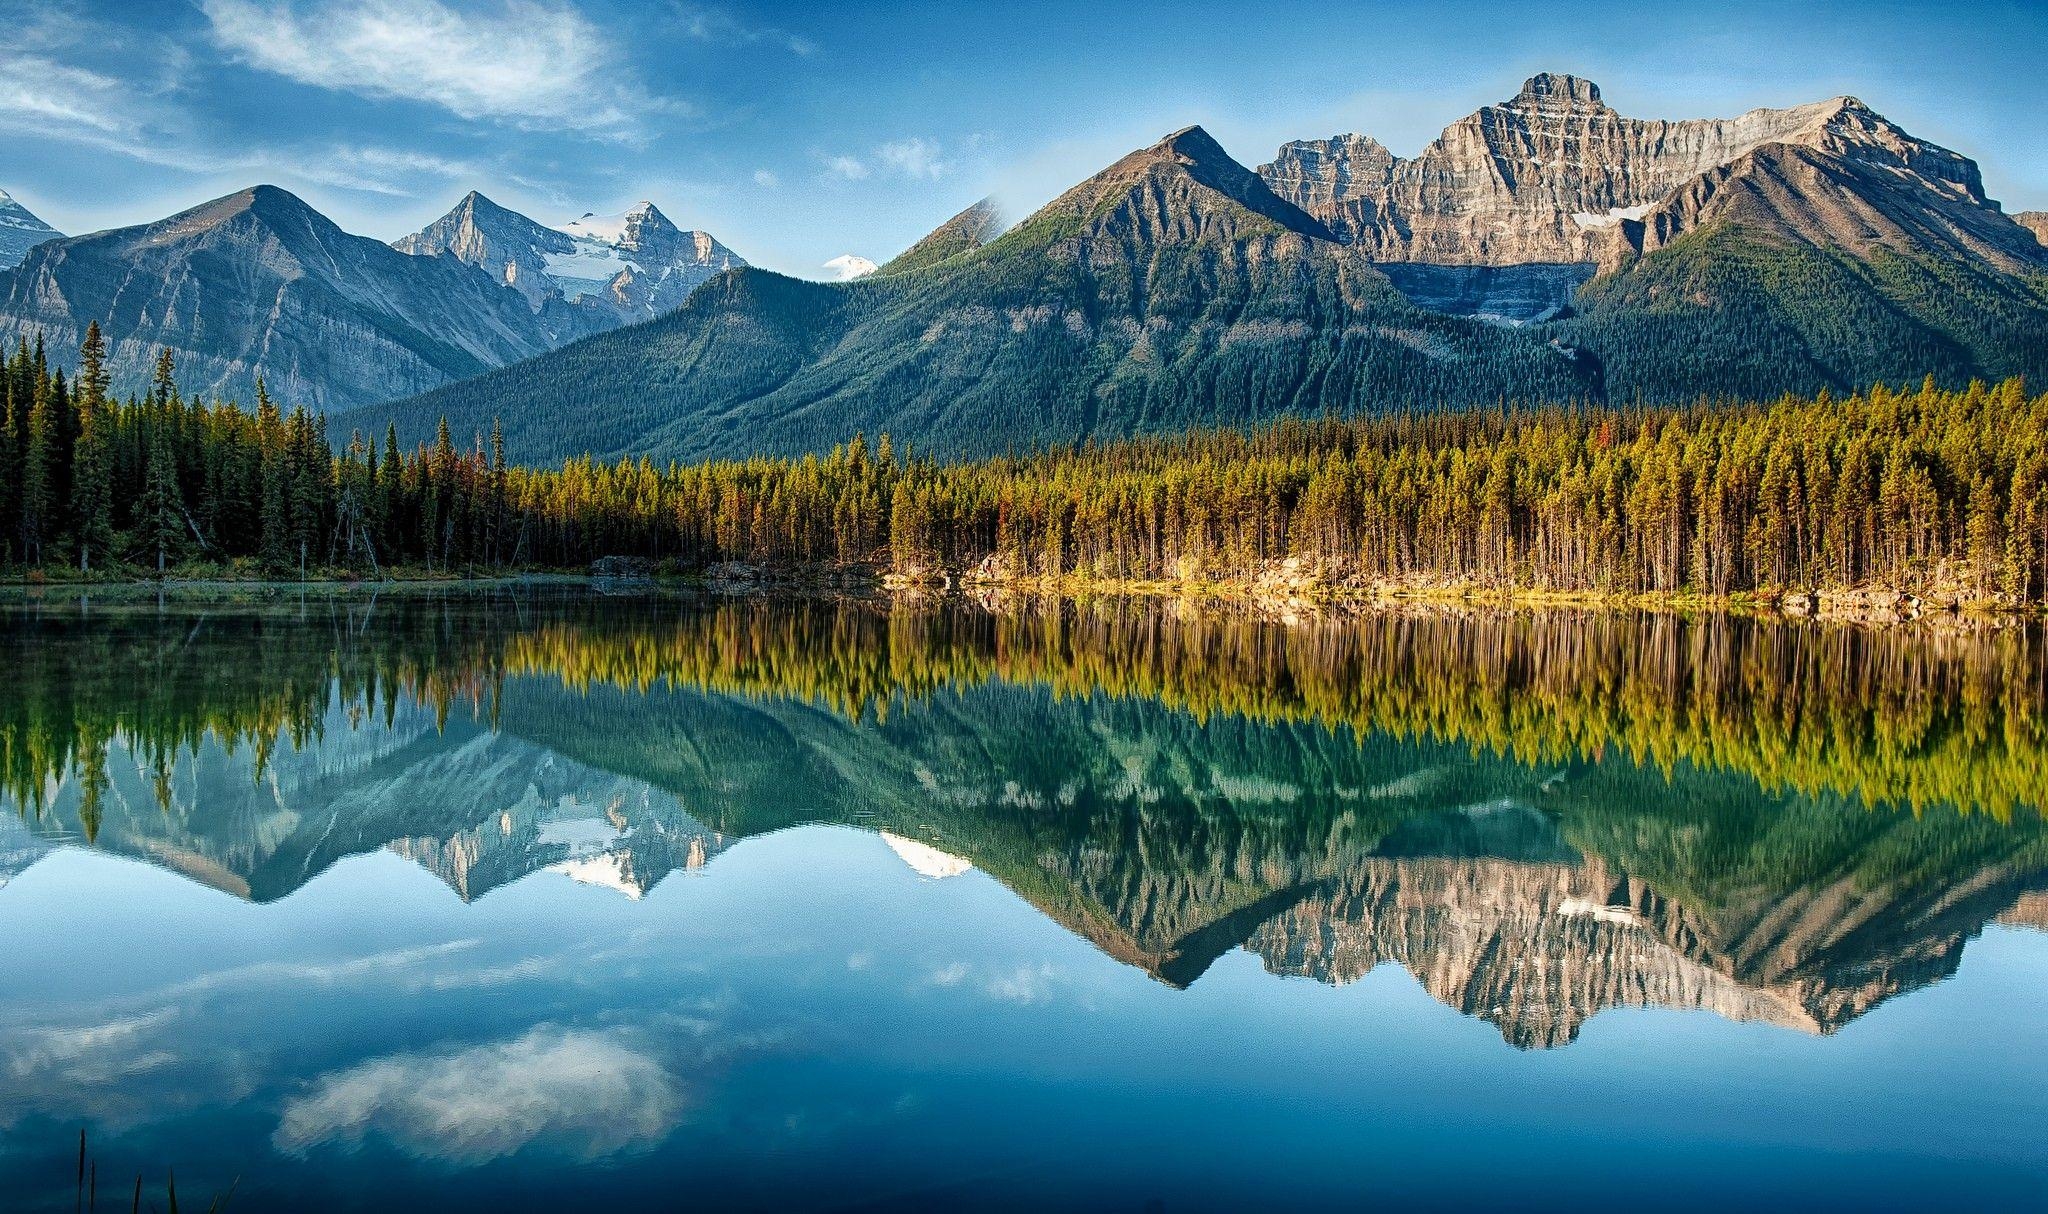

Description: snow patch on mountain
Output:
[822,254,879,281]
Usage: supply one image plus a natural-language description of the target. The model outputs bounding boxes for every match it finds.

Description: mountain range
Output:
[391,191,744,326]
[12,650,2046,1050]
[0,186,744,413]
[1,71,2042,456]
[349,73,2048,463]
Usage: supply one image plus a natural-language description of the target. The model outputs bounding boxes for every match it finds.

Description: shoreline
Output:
[2,564,2035,624]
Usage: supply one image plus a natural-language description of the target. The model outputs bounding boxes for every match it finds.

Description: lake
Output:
[2,587,2045,1211]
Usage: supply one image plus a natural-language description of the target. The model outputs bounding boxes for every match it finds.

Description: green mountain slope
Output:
[342,128,1593,463]
[1564,227,2048,404]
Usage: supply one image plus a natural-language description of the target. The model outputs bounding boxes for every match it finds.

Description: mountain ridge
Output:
[0,188,62,271]
[394,192,745,325]
[0,184,577,412]
[343,120,1593,462]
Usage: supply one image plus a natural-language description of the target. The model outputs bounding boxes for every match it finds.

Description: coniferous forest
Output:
[4,324,2047,604]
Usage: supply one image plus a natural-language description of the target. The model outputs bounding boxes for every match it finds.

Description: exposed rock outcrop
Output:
[1260,74,2043,276]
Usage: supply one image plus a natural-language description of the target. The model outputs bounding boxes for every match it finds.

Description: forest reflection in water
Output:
[2,586,2045,1049]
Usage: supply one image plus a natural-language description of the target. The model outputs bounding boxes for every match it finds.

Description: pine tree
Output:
[70,324,115,572]
[255,380,291,570]
[19,365,60,565]
[140,412,184,574]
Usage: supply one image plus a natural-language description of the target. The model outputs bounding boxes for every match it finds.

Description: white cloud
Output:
[753,169,780,189]
[200,0,675,134]
[672,3,816,56]
[928,961,969,986]
[878,138,950,179]
[823,139,954,184]
[984,963,1057,1004]
[824,155,871,181]
[274,1026,683,1165]
[0,56,135,135]
[0,46,482,201]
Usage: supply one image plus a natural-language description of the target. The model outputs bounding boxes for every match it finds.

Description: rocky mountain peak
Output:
[1057,125,1335,244]
[1258,76,2039,275]
[0,183,574,412]
[1515,72,1605,106]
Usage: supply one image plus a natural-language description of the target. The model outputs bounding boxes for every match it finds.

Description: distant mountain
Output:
[0,186,576,413]
[1258,73,2048,396]
[0,188,61,271]
[821,253,879,281]
[346,75,2047,465]
[344,126,1592,463]
[1261,74,2037,273]
[2018,212,2048,247]
[395,193,744,325]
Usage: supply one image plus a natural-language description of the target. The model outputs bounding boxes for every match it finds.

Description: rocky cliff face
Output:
[0,186,570,411]
[1260,74,2043,277]
[2015,212,2048,248]
[0,188,61,271]
[1249,854,1809,1047]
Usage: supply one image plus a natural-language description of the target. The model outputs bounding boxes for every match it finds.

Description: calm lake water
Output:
[2,587,2046,1211]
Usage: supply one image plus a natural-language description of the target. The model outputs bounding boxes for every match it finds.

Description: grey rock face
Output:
[0,186,571,412]
[1260,73,2044,275]
[0,189,61,271]
[2009,211,2047,248]
[396,193,744,326]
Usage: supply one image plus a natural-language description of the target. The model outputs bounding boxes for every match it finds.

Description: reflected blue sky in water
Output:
[5,824,2046,1211]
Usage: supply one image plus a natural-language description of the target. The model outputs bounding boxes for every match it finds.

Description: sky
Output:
[1,0,2043,278]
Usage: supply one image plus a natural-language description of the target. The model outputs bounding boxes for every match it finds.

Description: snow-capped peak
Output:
[822,253,879,282]
[554,202,666,248]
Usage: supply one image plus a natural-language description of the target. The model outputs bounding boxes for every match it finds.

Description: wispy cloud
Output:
[753,169,781,189]
[200,0,678,135]
[878,138,950,179]
[671,3,816,56]
[822,138,954,183]
[824,154,871,180]
[0,42,487,201]
[274,1026,684,1165]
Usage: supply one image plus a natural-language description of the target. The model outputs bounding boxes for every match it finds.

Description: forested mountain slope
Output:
[346,128,1593,462]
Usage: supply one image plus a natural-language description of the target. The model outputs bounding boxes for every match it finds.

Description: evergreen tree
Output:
[70,324,115,572]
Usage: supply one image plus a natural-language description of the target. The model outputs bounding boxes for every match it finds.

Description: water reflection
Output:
[2,588,2047,1206]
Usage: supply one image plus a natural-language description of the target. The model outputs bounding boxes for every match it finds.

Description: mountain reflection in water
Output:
[2,587,2047,1209]
[6,588,2045,1046]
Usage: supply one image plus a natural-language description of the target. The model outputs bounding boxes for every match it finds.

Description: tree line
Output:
[5,326,2047,603]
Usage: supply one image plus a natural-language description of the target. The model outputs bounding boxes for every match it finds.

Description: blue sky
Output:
[1,0,2043,277]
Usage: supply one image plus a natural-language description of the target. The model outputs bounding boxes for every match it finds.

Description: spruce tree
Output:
[70,324,115,573]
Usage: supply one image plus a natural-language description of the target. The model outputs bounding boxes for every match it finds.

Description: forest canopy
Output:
[4,326,2045,604]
